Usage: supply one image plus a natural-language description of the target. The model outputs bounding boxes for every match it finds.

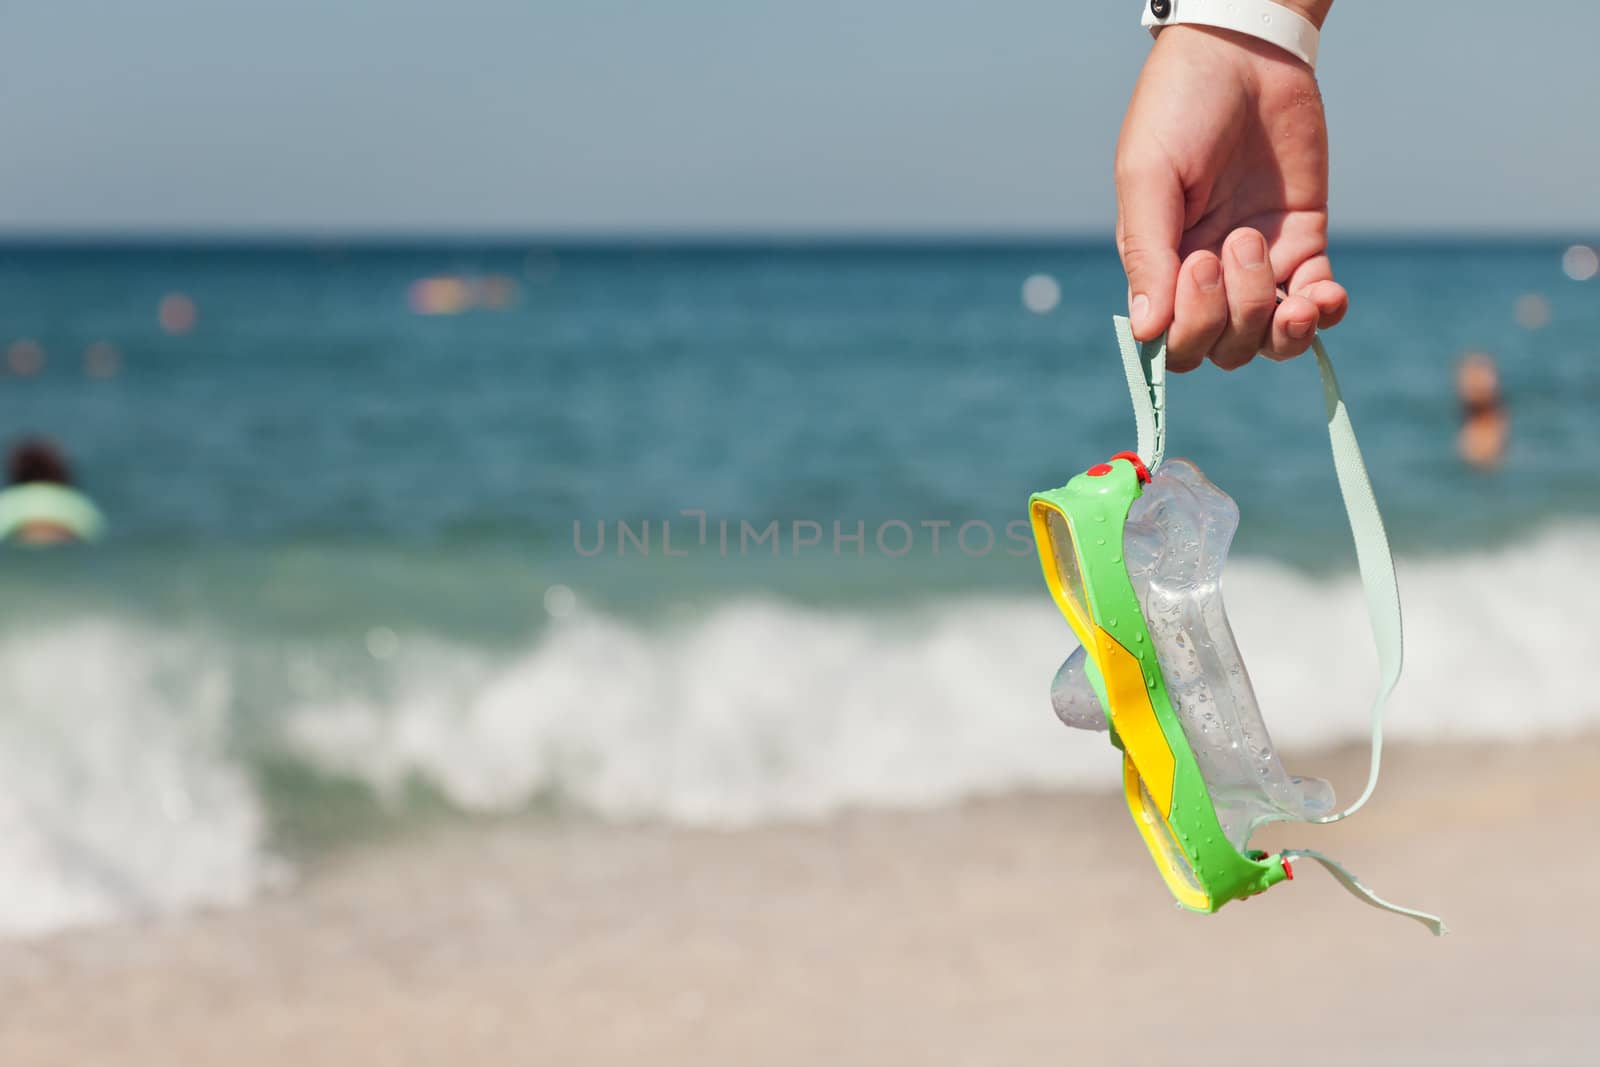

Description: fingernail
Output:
[1235,234,1267,270]
[1130,293,1150,326]
[1194,258,1222,291]
[1288,319,1313,339]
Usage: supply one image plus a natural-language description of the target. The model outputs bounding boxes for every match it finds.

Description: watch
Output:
[1142,0,1320,70]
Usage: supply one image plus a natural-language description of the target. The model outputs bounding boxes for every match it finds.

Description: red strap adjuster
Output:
[1109,450,1151,485]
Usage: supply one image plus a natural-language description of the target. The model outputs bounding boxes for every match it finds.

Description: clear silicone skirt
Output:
[1050,458,1336,852]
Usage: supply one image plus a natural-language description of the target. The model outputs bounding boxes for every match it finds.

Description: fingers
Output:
[1211,229,1277,370]
[1287,256,1349,327]
[1162,235,1346,370]
[1263,294,1321,361]
[1307,282,1349,328]
[1166,251,1226,373]
[1114,152,1183,342]
[1298,280,1349,329]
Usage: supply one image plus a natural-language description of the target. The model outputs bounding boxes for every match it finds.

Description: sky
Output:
[1,0,1596,236]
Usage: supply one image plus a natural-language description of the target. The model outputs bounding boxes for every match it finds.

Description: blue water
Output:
[0,239,1596,936]
[5,241,1599,559]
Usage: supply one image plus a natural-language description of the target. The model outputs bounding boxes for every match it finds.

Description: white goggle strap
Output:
[1112,315,1166,473]
[1284,346,1442,931]
[1283,849,1449,936]
[1308,333,1402,824]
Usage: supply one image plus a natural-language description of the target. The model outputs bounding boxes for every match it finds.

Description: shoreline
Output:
[3,736,1597,1065]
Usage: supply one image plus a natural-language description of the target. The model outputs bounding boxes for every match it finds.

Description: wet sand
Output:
[2,738,1597,1066]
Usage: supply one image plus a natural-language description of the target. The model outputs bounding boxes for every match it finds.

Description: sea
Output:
[0,238,1596,937]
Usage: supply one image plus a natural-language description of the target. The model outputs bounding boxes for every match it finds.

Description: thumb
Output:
[1115,155,1184,341]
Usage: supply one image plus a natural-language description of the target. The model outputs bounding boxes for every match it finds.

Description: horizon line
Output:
[0,227,1593,248]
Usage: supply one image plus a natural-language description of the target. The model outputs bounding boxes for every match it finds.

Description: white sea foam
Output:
[0,621,275,939]
[287,524,1600,827]
[1,525,1593,937]
[286,597,1083,826]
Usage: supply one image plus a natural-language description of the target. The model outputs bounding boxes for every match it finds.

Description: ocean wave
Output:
[1,524,1593,937]
[285,597,1081,825]
[0,621,276,939]
[287,524,1596,821]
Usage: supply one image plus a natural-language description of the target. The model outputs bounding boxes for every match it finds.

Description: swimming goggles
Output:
[1028,318,1446,934]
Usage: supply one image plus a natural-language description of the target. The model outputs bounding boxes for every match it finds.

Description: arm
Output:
[1115,0,1346,371]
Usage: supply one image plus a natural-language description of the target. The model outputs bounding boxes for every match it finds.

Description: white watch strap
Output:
[1141,0,1320,70]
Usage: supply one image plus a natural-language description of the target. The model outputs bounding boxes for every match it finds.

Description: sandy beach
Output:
[2,737,1596,1067]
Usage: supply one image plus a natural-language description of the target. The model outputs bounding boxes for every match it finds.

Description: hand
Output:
[1115,24,1347,371]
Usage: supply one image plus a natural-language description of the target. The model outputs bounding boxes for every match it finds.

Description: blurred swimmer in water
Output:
[0,437,106,545]
[1456,352,1509,471]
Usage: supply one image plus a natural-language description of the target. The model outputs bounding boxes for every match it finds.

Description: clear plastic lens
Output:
[1134,773,1204,896]
[1051,646,1107,732]
[1044,509,1088,622]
